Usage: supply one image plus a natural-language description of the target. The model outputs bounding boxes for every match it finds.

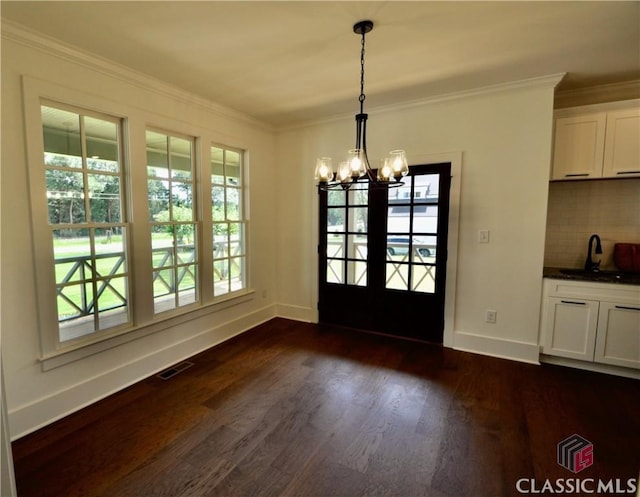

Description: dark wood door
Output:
[318,163,451,343]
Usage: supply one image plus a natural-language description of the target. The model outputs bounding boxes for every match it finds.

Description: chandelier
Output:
[314,20,409,190]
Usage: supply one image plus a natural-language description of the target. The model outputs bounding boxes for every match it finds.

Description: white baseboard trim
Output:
[275,304,315,323]
[540,355,640,380]
[9,305,276,440]
[453,331,541,365]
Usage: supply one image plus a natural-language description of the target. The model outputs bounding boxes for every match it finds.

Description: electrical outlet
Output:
[485,310,497,323]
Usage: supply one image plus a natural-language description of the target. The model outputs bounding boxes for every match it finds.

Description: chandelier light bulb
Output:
[390,150,409,178]
[347,149,366,178]
[378,158,393,181]
[336,161,353,183]
[314,157,334,182]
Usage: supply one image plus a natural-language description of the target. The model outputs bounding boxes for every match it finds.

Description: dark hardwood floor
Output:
[12,318,640,497]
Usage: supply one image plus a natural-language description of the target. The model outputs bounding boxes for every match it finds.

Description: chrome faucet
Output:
[584,234,602,271]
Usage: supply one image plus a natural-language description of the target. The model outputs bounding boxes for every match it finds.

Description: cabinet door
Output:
[602,107,640,178]
[543,297,599,360]
[594,302,640,369]
[551,113,606,180]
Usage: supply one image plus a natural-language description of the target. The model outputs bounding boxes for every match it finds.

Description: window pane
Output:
[148,179,170,222]
[226,188,241,221]
[46,170,86,224]
[211,147,224,185]
[171,136,192,180]
[229,257,244,290]
[53,229,92,284]
[95,227,127,276]
[213,260,229,296]
[41,106,82,167]
[89,173,121,223]
[225,150,241,186]
[85,116,119,172]
[152,232,174,268]
[171,182,193,221]
[177,230,196,264]
[146,131,169,178]
[388,177,412,203]
[97,276,129,328]
[177,264,197,305]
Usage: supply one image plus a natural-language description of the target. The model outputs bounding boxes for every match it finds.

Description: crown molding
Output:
[280,73,566,132]
[1,20,275,132]
[554,80,640,109]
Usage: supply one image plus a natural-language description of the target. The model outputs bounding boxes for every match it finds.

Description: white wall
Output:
[275,77,560,363]
[1,29,278,439]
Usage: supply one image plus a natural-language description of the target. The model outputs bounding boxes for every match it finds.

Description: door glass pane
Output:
[327,260,344,284]
[412,235,437,262]
[348,187,368,205]
[387,205,410,233]
[327,234,344,258]
[347,234,367,260]
[386,263,409,290]
[387,236,411,260]
[412,265,436,293]
[413,206,438,233]
[388,177,412,203]
[328,189,346,207]
[348,207,368,232]
[346,260,367,286]
[327,208,345,232]
[413,174,439,202]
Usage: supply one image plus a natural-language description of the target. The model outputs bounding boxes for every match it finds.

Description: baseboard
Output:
[540,355,640,380]
[9,305,276,440]
[453,331,541,365]
[275,303,315,323]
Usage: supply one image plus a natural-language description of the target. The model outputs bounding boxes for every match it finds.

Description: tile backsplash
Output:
[544,179,640,269]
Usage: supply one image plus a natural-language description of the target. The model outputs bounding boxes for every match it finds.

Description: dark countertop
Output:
[544,267,640,286]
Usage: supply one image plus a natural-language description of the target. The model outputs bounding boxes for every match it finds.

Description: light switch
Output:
[479,229,490,243]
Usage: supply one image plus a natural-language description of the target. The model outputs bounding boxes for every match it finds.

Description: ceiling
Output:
[2,1,639,126]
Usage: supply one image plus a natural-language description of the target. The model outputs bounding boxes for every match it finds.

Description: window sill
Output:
[39,290,256,371]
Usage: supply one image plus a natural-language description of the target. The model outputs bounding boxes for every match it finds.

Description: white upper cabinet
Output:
[551,100,640,181]
[602,107,640,178]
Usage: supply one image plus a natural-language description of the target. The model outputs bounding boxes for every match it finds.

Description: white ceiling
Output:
[2,1,639,126]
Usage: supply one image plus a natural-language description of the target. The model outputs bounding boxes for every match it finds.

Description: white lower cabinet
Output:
[594,302,640,368]
[543,297,599,361]
[540,279,640,371]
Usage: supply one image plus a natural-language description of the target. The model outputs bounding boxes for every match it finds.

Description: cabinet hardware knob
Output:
[614,305,640,311]
[561,300,587,305]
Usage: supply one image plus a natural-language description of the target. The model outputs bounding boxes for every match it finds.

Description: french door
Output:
[318,163,451,343]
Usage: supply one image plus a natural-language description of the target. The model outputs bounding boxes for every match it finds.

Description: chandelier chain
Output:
[359,31,366,108]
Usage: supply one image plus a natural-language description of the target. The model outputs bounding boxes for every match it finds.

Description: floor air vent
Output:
[156,361,194,380]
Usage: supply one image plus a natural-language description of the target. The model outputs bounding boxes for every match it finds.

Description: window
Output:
[27,87,251,362]
[41,103,130,342]
[146,130,198,314]
[211,145,246,296]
